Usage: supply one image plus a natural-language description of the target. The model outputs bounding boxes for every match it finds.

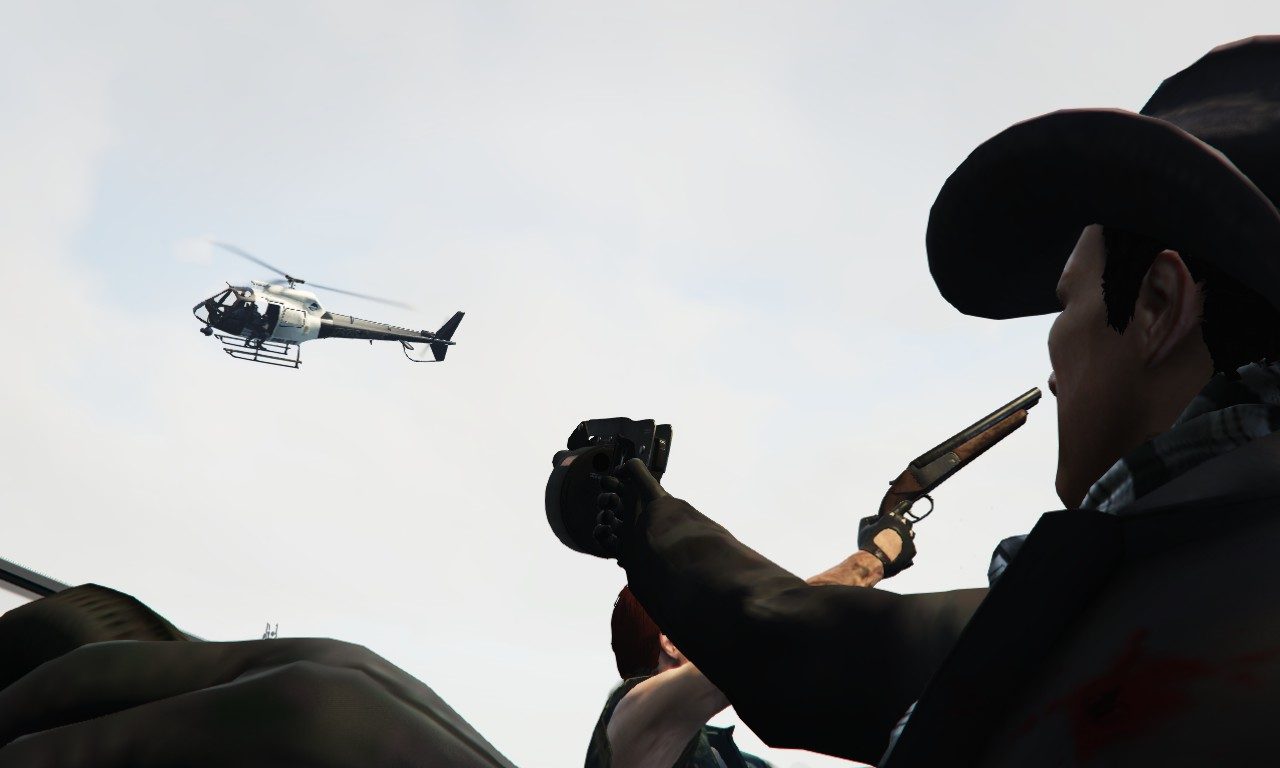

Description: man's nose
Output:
[1048,371,1058,397]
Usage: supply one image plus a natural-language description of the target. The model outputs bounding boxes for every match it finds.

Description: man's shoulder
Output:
[886,487,1280,766]
[588,676,750,768]
[584,676,655,768]
[593,676,653,734]
[1135,429,1280,510]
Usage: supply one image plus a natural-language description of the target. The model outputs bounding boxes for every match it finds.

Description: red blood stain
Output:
[1016,630,1280,761]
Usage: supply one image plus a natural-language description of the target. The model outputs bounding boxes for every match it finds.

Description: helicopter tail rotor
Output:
[430,311,464,361]
[400,311,464,363]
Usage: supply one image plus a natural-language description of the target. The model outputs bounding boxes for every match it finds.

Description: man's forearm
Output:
[806,551,885,587]
[620,494,984,763]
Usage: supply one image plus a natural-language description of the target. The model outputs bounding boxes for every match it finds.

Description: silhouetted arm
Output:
[616,465,984,763]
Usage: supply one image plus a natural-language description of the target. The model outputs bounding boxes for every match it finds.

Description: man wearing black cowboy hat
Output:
[583,35,1280,766]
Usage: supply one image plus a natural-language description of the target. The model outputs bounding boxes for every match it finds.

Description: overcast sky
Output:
[2,3,1277,766]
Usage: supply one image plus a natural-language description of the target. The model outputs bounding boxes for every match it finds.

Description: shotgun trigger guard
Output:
[903,494,934,524]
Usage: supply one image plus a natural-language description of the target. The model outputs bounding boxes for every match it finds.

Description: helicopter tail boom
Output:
[318,312,429,343]
[318,309,464,362]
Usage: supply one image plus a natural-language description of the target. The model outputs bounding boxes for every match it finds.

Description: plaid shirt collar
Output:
[1080,361,1280,512]
[988,361,1280,585]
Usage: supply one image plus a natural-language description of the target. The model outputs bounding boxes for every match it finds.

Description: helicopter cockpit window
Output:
[193,287,273,337]
[194,288,234,323]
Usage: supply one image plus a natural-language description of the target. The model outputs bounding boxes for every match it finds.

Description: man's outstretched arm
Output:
[612,460,986,763]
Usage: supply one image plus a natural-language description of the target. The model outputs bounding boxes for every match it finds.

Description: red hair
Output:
[611,585,661,679]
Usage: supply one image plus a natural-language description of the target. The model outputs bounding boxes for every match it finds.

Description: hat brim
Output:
[927,109,1280,319]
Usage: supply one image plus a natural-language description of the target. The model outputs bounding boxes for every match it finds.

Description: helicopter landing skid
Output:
[215,334,301,369]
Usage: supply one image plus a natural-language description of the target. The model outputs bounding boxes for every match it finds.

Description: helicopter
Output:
[193,242,463,369]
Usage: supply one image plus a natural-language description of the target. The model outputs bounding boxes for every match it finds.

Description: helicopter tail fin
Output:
[430,311,464,361]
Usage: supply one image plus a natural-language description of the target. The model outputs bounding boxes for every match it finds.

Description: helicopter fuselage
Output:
[256,282,325,344]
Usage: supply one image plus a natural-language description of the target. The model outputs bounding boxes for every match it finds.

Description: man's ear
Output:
[657,633,679,660]
[1133,249,1203,368]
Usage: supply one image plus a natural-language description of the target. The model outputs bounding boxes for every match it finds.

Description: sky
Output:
[1,3,1277,766]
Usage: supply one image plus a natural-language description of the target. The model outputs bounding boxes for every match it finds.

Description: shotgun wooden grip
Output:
[880,469,926,517]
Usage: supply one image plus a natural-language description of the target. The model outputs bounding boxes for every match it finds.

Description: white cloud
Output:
[1,2,1276,766]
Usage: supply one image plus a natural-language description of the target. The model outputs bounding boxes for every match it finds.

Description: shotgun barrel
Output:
[879,387,1042,517]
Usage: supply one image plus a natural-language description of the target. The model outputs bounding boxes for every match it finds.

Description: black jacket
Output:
[621,433,1280,766]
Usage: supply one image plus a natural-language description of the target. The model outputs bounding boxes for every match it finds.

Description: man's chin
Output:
[1054,472,1086,509]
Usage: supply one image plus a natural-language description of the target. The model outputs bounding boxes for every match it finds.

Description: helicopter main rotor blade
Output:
[214,239,416,310]
[209,241,293,281]
[304,282,416,311]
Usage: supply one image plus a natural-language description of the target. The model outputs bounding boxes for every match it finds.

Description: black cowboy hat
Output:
[928,36,1280,319]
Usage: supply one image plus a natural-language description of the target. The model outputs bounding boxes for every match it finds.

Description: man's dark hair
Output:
[1101,225,1280,377]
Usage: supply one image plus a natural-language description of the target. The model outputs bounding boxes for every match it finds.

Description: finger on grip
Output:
[616,458,667,503]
